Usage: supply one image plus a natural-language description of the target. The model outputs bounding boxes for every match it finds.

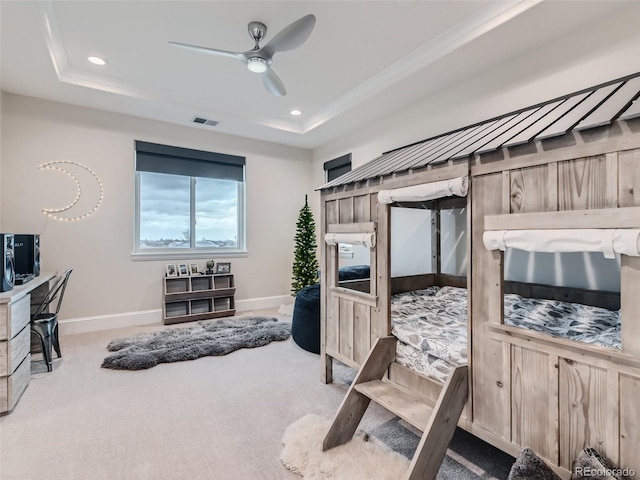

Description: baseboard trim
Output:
[59,295,295,334]
[59,309,162,335]
[235,294,293,313]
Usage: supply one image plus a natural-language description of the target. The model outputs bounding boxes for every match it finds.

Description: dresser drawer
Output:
[0,354,31,414]
[0,294,31,341]
[0,325,31,376]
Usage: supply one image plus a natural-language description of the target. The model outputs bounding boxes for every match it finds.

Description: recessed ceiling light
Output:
[88,56,107,66]
[290,110,302,116]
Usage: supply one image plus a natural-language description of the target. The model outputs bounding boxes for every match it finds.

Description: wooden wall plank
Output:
[338,298,354,362]
[353,303,371,365]
[510,164,552,213]
[485,206,640,230]
[558,360,613,469]
[374,200,389,340]
[558,156,618,210]
[502,171,510,213]
[606,369,620,466]
[326,222,375,234]
[471,172,510,439]
[325,300,339,354]
[321,198,332,383]
[326,199,338,225]
[548,162,559,211]
[618,148,640,207]
[339,197,354,223]
[621,256,640,356]
[353,194,371,223]
[619,374,640,473]
[605,153,619,207]
[511,346,557,461]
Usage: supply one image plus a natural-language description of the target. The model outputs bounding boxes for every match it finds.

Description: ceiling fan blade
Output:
[262,68,287,96]
[169,41,246,61]
[261,14,316,57]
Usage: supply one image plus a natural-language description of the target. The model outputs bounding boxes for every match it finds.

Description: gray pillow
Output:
[508,448,561,480]
[571,447,630,480]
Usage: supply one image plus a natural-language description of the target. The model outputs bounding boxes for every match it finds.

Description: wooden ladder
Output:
[323,336,469,480]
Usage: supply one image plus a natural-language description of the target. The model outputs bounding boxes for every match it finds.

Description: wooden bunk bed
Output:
[318,72,640,479]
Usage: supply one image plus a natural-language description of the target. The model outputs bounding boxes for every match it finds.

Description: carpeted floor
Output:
[1,311,515,480]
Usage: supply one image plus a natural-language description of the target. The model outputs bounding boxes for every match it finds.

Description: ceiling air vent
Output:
[192,117,219,127]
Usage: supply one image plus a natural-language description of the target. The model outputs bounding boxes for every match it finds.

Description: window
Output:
[134,141,246,259]
[324,153,351,182]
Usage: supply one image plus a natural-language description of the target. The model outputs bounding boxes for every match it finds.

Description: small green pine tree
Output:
[291,195,319,296]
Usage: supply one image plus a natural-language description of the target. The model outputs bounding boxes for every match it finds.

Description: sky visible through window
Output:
[139,172,238,248]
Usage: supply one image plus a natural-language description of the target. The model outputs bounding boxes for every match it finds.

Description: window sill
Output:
[131,250,249,262]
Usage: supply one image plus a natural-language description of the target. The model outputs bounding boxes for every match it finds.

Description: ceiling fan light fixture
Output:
[247,57,268,73]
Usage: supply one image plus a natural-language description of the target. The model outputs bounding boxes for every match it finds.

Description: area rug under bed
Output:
[101,316,291,370]
[281,413,515,480]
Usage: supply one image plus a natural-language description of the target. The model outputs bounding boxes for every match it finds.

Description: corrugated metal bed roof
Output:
[320,71,640,190]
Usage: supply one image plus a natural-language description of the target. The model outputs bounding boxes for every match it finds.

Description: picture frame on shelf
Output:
[166,264,178,277]
[215,262,231,274]
[189,263,199,275]
[178,264,189,276]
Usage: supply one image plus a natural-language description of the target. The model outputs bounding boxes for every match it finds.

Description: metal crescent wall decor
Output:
[39,161,104,221]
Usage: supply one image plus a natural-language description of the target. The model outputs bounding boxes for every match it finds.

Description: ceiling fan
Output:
[169,14,316,97]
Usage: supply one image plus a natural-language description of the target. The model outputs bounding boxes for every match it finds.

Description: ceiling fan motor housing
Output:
[248,21,267,44]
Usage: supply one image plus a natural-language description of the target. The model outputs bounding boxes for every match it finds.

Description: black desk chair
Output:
[31,268,73,372]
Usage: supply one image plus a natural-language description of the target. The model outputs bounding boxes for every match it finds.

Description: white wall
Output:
[390,207,431,277]
[312,5,640,181]
[505,250,621,292]
[312,5,640,293]
[440,208,467,276]
[0,93,313,324]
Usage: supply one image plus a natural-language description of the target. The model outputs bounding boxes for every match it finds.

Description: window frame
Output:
[131,141,247,261]
[324,153,352,182]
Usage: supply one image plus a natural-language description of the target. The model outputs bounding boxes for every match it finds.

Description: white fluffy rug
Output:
[281,413,409,480]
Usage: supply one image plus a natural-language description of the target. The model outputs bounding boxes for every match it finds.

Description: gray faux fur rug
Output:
[101,316,291,370]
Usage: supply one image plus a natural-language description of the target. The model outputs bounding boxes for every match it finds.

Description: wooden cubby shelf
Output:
[163,273,235,325]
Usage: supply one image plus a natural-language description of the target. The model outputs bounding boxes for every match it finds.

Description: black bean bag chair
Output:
[291,284,321,353]
[291,266,370,354]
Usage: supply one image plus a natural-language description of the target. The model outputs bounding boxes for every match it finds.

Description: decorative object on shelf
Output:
[102,316,290,370]
[166,264,177,277]
[189,263,199,275]
[205,259,215,274]
[39,161,104,221]
[178,264,189,276]
[291,194,318,296]
[215,262,231,274]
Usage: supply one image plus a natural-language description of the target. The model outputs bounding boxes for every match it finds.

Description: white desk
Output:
[0,272,56,414]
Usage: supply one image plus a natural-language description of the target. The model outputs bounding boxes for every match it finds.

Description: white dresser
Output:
[0,272,55,414]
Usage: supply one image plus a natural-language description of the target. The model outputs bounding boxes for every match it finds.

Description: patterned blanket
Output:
[503,294,621,350]
[391,285,621,383]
